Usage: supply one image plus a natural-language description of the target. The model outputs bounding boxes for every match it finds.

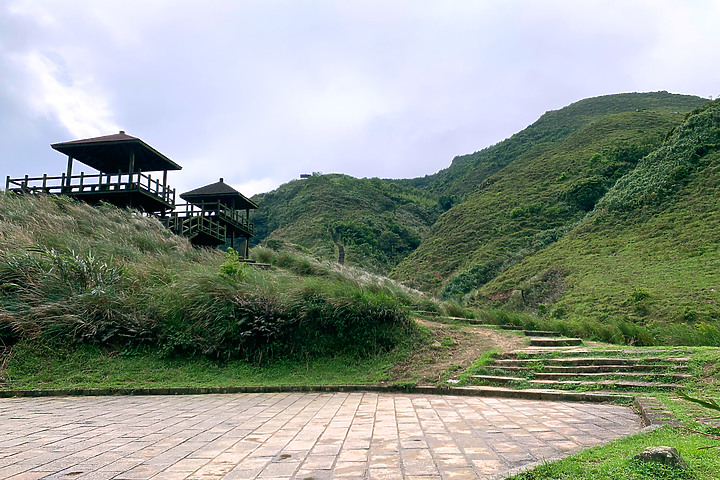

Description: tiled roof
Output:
[180,179,258,209]
[52,131,182,173]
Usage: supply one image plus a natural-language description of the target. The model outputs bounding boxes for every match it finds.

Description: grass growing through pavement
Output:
[507,426,720,480]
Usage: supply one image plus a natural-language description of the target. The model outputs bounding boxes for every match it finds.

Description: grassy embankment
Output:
[0,193,439,390]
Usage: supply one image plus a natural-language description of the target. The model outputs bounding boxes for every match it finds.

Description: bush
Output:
[561,176,607,211]
[600,100,720,211]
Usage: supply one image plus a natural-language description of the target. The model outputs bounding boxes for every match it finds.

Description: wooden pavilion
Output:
[166,178,257,254]
[5,131,180,213]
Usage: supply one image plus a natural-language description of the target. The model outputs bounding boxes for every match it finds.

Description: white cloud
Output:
[16,51,118,138]
[2,0,720,193]
[232,178,282,197]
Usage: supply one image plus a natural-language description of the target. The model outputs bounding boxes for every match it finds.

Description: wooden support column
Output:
[128,150,135,186]
[162,170,168,202]
[65,156,73,187]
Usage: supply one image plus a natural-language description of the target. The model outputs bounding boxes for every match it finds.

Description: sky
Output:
[1,1,719,197]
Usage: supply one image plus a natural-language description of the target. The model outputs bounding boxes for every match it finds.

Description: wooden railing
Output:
[173,201,254,235]
[5,172,176,206]
[164,213,226,242]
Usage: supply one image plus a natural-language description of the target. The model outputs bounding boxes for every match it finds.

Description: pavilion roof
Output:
[51,131,182,173]
[180,178,258,209]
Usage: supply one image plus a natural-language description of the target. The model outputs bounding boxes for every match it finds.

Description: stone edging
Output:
[634,396,682,427]
[0,384,633,404]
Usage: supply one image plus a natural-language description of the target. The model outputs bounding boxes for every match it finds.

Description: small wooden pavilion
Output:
[167,178,257,254]
[5,131,180,213]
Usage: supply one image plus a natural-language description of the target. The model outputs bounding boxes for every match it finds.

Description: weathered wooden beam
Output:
[65,156,73,187]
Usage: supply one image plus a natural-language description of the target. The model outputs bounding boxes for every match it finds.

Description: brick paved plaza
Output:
[0,392,642,479]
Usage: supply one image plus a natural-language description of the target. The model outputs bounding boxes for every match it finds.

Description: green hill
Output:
[392,92,706,293]
[397,91,705,199]
[251,174,441,273]
[469,99,720,344]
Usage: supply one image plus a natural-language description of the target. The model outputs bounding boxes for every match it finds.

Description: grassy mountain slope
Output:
[251,174,441,273]
[469,100,720,344]
[392,92,706,293]
[398,91,704,199]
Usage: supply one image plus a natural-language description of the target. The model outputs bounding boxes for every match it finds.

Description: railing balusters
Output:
[7,171,177,208]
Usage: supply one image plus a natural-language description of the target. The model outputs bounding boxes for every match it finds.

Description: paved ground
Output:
[0,392,642,480]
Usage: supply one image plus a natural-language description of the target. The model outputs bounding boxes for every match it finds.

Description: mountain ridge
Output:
[251,91,709,296]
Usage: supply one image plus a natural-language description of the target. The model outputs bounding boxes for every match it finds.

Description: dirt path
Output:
[387,317,528,384]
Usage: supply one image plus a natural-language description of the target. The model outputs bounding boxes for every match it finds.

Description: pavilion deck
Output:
[172,201,254,237]
[162,212,227,247]
[6,171,175,212]
[163,201,254,246]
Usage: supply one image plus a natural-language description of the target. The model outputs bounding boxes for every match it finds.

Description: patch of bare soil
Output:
[386,318,528,385]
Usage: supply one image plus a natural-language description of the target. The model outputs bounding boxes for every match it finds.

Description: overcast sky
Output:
[1,1,719,196]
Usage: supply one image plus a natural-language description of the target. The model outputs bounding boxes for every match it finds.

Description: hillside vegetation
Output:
[397,91,704,199]
[471,99,720,345]
[252,93,705,287]
[393,92,706,292]
[251,174,441,274]
[0,194,423,362]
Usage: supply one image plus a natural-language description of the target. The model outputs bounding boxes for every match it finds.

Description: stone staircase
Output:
[463,327,692,396]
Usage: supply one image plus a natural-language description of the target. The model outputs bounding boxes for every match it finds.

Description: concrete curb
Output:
[0,384,634,404]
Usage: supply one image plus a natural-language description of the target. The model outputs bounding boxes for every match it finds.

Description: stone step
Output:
[496,348,689,360]
[494,357,688,367]
[541,364,689,373]
[470,375,684,391]
[489,366,530,372]
[471,375,524,385]
[523,330,561,337]
[456,385,633,403]
[527,379,683,390]
[529,338,583,347]
[499,324,524,330]
[533,372,692,381]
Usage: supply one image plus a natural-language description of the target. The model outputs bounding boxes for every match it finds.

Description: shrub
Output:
[561,176,607,211]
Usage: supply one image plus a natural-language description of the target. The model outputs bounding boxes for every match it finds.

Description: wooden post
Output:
[128,150,135,175]
[79,172,84,190]
[245,236,249,258]
[42,174,47,191]
[65,156,73,187]
[23,175,29,193]
[5,175,10,190]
